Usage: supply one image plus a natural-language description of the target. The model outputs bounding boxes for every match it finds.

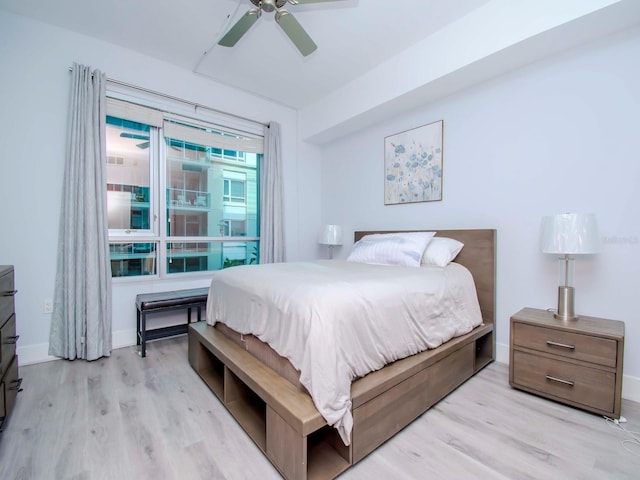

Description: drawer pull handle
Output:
[546,340,575,350]
[546,375,574,387]
[9,377,23,392]
[4,335,19,345]
[1,290,17,297]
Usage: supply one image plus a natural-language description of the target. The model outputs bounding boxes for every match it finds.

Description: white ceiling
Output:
[2,0,640,142]
[0,0,491,108]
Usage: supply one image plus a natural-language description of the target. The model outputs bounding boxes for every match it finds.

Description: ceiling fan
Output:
[120,133,182,151]
[120,132,149,149]
[219,0,346,56]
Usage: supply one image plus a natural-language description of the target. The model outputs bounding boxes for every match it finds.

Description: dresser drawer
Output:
[0,355,20,430]
[0,314,18,378]
[512,350,615,414]
[512,322,617,367]
[0,269,16,326]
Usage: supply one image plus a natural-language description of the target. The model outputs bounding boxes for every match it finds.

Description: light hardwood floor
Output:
[1,335,639,480]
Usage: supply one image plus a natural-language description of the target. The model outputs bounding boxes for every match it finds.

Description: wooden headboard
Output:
[354,229,496,325]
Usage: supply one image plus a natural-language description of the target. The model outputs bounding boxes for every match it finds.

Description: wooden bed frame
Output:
[188,229,496,480]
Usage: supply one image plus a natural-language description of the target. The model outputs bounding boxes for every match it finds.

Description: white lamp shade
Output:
[319,224,343,246]
[541,213,600,254]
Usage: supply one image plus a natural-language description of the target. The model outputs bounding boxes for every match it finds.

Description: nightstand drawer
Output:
[512,350,615,414]
[512,322,617,367]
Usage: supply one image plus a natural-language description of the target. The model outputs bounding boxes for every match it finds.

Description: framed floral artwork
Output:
[384,120,443,205]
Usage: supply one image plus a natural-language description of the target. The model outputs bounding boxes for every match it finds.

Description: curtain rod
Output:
[67,66,269,127]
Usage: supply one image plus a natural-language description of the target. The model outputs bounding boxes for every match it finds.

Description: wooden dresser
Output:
[1,265,21,431]
[510,307,624,419]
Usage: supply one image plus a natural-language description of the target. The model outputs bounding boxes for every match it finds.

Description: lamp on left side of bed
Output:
[319,224,343,259]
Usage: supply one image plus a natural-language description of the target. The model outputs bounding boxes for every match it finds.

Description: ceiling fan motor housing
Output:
[250,0,288,13]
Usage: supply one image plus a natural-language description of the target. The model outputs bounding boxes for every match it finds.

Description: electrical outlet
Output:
[44,299,53,314]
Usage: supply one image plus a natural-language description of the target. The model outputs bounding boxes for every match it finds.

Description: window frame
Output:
[105,119,159,239]
[105,89,263,281]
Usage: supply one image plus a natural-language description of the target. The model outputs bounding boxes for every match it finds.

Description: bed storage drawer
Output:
[352,361,430,463]
[352,343,473,463]
[429,342,474,404]
[512,322,617,367]
[512,350,615,413]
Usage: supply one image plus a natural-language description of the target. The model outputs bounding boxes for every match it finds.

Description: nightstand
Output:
[509,307,624,419]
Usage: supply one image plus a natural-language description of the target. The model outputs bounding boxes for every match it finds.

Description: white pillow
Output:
[421,237,464,267]
[347,232,435,267]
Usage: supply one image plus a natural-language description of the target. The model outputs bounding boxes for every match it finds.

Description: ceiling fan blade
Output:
[120,133,149,141]
[218,9,260,47]
[275,10,317,56]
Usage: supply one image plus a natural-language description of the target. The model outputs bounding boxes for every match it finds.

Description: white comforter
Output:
[206,260,482,445]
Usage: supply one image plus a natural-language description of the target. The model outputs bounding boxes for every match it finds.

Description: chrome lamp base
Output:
[555,285,578,321]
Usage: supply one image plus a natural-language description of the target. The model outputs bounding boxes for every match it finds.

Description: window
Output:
[105,117,152,233]
[221,220,246,237]
[105,98,262,278]
[223,178,246,203]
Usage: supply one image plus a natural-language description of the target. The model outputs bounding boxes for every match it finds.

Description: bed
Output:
[188,229,496,479]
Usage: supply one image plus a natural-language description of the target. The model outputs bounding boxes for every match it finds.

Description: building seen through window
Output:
[105,101,262,278]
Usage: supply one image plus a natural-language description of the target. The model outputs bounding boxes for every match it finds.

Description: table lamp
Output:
[541,213,600,320]
[319,224,342,259]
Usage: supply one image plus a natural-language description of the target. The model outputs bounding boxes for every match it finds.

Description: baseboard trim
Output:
[17,343,60,366]
[496,340,509,365]
[113,328,137,350]
[17,329,138,366]
[495,341,640,404]
[17,336,640,404]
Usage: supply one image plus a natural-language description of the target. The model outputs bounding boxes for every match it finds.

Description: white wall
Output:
[0,11,319,362]
[1,9,638,402]
[320,27,640,399]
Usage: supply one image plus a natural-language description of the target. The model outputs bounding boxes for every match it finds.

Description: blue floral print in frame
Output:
[384,120,443,205]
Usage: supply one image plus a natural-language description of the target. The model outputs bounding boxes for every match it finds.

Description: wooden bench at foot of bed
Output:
[188,320,494,480]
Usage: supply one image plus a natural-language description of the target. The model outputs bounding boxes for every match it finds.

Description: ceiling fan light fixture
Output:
[261,0,277,13]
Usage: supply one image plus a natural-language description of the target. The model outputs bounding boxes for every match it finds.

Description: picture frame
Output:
[384,120,443,205]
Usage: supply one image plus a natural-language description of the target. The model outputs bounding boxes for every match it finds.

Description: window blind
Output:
[106,98,164,127]
[163,120,263,154]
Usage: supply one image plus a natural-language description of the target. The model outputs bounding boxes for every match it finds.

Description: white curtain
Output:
[259,122,286,263]
[49,63,112,360]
